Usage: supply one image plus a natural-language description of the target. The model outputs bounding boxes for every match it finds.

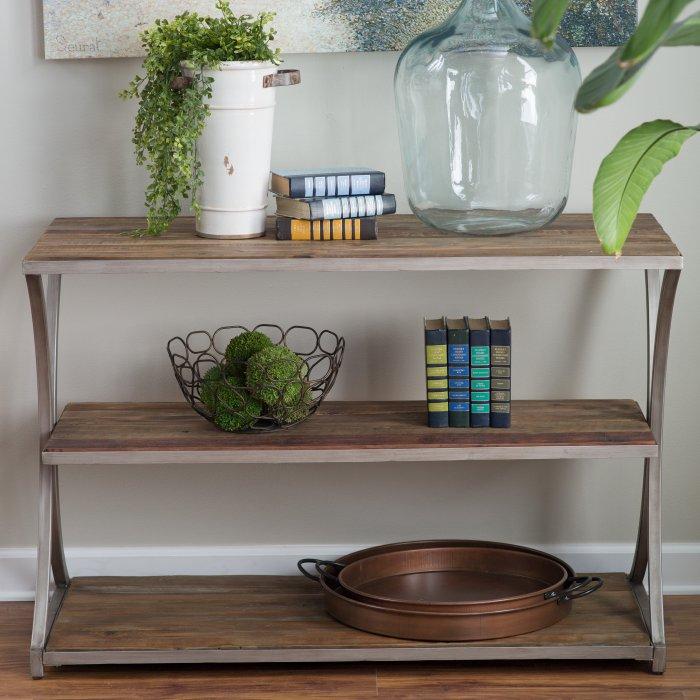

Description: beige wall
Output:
[1,1,698,552]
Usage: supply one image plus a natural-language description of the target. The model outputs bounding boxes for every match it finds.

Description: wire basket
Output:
[167,325,345,432]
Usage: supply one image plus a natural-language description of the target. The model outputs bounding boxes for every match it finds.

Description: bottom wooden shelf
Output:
[43,573,652,667]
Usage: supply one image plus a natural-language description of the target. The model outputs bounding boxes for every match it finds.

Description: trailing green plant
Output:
[120,1,281,237]
[531,1,700,254]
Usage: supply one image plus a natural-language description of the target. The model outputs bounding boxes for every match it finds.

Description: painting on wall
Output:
[43,0,637,60]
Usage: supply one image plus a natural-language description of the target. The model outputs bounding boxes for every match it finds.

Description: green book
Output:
[424,318,448,428]
[446,318,469,428]
[490,319,512,428]
[467,317,490,427]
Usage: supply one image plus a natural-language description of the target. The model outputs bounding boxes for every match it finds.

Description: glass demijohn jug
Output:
[394,0,581,235]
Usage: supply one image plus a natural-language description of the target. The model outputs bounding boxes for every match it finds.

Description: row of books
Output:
[270,167,396,241]
[424,317,512,429]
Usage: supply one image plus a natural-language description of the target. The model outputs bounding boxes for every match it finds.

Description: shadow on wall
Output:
[546,269,613,397]
[30,0,148,218]
[32,0,45,60]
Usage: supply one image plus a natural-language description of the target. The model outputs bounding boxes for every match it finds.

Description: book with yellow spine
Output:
[424,317,449,428]
[276,217,377,241]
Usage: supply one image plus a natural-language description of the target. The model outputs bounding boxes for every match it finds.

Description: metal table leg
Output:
[26,274,70,678]
[629,269,681,674]
[629,271,660,623]
[45,275,70,588]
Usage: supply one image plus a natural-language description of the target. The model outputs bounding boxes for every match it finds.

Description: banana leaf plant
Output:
[531,0,700,255]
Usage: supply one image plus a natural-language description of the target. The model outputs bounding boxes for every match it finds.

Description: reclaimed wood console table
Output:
[23,214,682,678]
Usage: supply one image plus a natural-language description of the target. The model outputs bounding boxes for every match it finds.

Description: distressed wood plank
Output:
[42,400,658,465]
[45,574,649,655]
[22,214,683,273]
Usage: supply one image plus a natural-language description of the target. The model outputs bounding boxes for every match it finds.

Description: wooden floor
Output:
[2,597,699,698]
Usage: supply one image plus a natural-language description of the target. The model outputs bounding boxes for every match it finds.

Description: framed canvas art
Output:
[43,0,637,59]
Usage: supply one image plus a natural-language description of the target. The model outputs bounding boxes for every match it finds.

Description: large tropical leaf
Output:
[576,12,700,113]
[530,0,570,48]
[619,0,694,67]
[593,120,699,255]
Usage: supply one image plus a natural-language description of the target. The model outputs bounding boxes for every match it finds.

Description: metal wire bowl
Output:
[167,324,345,432]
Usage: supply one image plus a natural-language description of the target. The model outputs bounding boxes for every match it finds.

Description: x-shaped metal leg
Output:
[629,269,681,674]
[26,274,70,678]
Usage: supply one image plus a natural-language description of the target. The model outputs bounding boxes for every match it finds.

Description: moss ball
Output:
[271,384,314,424]
[224,331,274,376]
[246,345,308,408]
[199,365,225,412]
[212,384,262,432]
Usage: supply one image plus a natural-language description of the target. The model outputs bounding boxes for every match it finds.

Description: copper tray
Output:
[299,540,602,641]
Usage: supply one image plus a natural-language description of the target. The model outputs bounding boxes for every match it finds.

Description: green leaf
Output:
[662,10,700,46]
[593,120,699,255]
[619,0,694,67]
[576,12,700,113]
[530,0,570,48]
[575,47,638,112]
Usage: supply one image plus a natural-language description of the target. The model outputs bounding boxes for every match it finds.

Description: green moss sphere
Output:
[212,385,262,432]
[199,365,225,412]
[246,345,308,409]
[271,383,314,424]
[199,365,261,431]
[224,331,274,376]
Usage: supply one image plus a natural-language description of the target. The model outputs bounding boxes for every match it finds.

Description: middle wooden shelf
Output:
[43,400,657,465]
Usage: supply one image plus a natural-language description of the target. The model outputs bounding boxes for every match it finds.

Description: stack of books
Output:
[424,317,511,429]
[270,167,396,241]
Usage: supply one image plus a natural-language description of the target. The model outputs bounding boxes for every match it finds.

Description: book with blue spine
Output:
[424,318,449,428]
[446,318,469,428]
[467,317,491,428]
[275,193,396,221]
[270,167,386,199]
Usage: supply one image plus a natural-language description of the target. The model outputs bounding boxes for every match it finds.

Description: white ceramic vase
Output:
[188,62,299,239]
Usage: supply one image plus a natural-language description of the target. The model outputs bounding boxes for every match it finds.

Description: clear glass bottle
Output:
[394,0,581,235]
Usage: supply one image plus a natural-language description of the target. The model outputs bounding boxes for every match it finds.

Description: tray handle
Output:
[546,576,604,603]
[297,558,344,583]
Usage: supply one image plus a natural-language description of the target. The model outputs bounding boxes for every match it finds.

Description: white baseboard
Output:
[2,542,699,601]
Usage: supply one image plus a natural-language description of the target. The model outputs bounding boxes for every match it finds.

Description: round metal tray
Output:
[299,540,602,641]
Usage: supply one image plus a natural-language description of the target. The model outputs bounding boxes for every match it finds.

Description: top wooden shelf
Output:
[22,214,682,274]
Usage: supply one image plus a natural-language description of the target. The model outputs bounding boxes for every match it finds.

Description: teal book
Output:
[424,318,448,428]
[467,317,490,428]
[490,319,512,428]
[446,318,469,428]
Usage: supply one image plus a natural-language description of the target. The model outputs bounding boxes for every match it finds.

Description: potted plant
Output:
[121,1,300,238]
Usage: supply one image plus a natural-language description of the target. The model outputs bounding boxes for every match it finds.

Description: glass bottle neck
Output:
[454,0,520,22]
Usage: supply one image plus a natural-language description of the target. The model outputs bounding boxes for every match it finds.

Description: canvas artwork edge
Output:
[42,0,637,60]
